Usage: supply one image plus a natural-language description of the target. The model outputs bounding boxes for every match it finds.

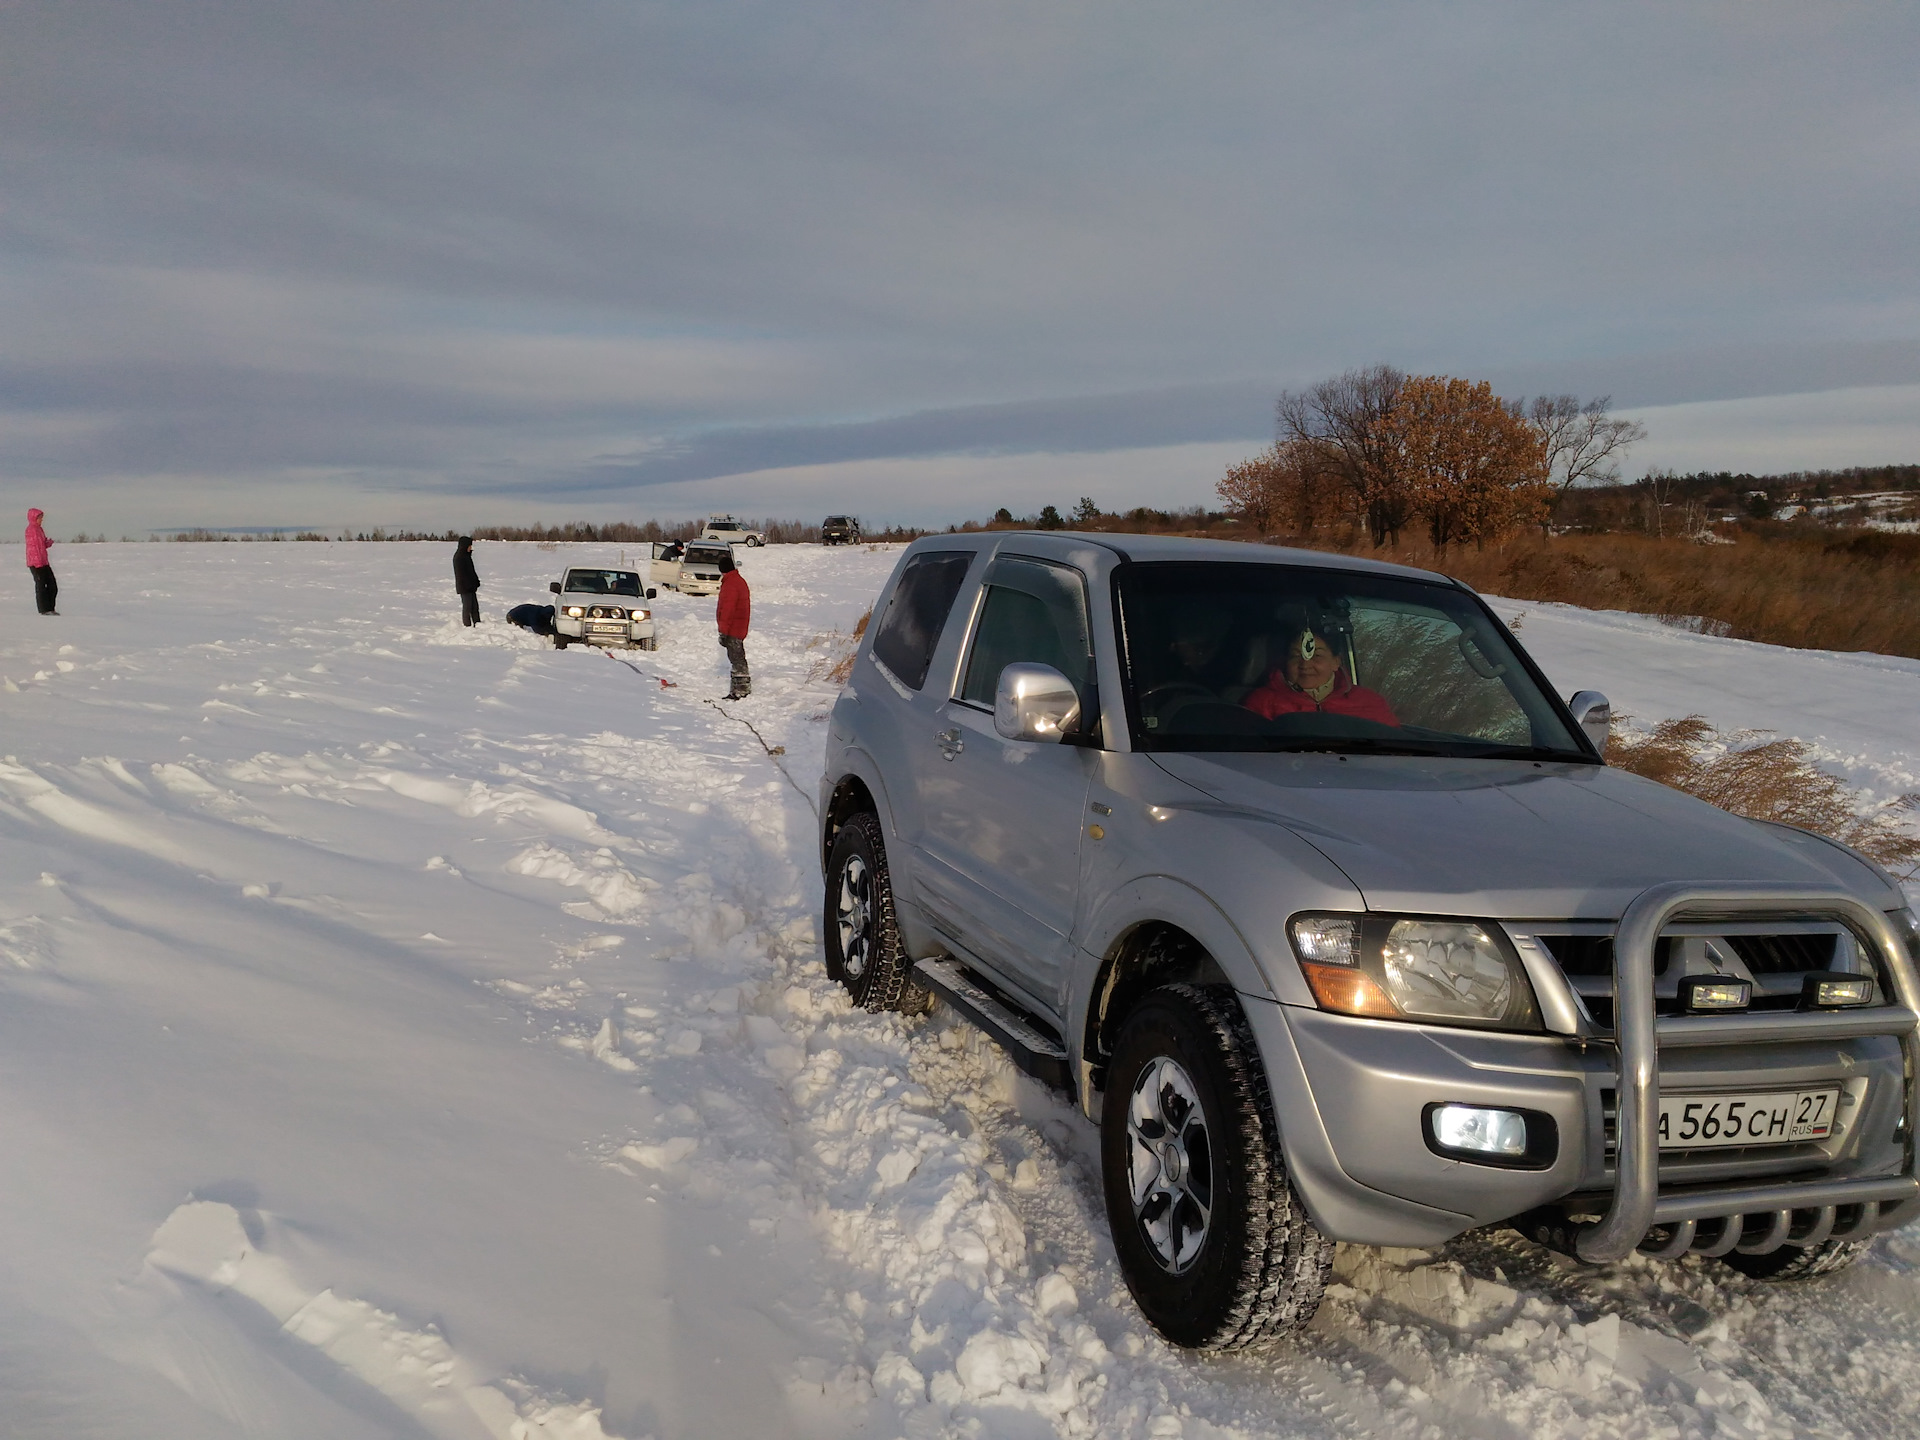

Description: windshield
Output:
[1115,561,1589,759]
[562,568,643,598]
[685,544,731,564]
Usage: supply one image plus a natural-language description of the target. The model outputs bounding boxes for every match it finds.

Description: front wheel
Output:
[1101,983,1333,1349]
[822,813,929,1014]
[554,635,571,649]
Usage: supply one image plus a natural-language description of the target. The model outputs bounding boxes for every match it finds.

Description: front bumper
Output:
[557,615,656,648]
[1241,886,1919,1253]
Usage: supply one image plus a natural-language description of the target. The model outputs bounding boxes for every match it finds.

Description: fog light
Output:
[1677,975,1751,1012]
[1429,1104,1528,1158]
[1801,972,1875,1009]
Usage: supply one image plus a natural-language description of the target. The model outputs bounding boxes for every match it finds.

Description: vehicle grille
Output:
[1724,932,1836,974]
[1531,925,1866,1030]
[1542,935,1675,977]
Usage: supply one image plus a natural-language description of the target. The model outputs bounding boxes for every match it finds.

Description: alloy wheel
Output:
[836,854,872,978]
[1126,1055,1213,1272]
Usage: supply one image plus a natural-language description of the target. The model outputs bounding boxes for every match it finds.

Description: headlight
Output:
[565,606,585,617]
[1288,913,1541,1031]
[632,609,649,621]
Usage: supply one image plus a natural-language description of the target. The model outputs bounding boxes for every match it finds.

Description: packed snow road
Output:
[1,540,1917,1440]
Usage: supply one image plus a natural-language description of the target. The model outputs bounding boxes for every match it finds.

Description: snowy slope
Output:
[1,540,1917,1440]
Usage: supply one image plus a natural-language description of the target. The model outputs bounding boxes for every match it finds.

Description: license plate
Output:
[1657,1089,1837,1149]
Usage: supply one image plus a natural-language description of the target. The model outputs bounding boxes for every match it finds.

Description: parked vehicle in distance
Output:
[547,566,656,650]
[701,514,764,546]
[649,539,731,596]
[818,532,1920,1350]
[821,515,862,546]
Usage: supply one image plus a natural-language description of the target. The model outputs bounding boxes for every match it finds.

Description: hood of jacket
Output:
[27,508,42,525]
[1150,750,1896,920]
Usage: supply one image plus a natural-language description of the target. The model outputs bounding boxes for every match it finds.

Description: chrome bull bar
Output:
[1576,884,1920,1264]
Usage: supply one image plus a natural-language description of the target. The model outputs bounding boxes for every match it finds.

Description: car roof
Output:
[913,531,1454,585]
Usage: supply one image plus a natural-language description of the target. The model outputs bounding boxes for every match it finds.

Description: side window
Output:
[870,551,974,690]
[959,558,1092,708]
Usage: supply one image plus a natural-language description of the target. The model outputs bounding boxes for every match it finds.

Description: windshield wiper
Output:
[1464,743,1596,762]
[1260,737,1451,757]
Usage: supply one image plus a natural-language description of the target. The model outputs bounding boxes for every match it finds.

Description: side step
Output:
[913,959,1071,1092]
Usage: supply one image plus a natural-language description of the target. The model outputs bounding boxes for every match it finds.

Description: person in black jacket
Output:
[453,536,480,625]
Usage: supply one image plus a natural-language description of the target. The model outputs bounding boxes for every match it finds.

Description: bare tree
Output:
[1276,364,1408,546]
[1515,395,1647,525]
[1634,468,1682,537]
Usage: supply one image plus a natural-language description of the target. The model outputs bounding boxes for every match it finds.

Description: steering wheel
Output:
[1140,681,1216,722]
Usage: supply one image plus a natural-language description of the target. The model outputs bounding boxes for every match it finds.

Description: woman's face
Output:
[1284,630,1340,692]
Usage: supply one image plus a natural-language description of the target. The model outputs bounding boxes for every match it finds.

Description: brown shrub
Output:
[1278,528,1920,660]
[808,608,871,686]
[1608,715,1920,876]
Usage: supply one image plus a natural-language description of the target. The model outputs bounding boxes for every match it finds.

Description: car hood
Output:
[1150,752,1890,919]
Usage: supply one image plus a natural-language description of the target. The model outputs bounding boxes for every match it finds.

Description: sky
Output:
[2,1,1917,536]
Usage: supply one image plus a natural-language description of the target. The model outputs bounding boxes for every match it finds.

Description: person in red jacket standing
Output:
[24,507,57,615]
[715,548,751,699]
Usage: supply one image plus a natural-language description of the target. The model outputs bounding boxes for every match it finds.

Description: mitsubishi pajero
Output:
[817,534,1919,1349]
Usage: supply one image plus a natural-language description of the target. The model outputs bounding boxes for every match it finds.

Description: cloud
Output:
[0,2,1916,530]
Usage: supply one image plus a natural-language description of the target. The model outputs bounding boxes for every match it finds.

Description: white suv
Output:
[547,565,657,650]
[701,514,764,546]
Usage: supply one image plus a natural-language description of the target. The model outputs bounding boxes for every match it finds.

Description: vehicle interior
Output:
[1116,563,1586,757]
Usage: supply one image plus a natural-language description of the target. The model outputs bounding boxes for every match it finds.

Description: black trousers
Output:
[459,590,480,626]
[30,565,56,615]
[720,633,750,694]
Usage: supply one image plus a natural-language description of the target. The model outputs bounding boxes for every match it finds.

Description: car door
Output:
[911,555,1097,1010]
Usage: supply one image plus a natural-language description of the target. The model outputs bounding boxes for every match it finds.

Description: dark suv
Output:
[821,515,862,546]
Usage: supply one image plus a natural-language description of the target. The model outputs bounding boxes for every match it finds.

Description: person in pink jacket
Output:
[24,507,57,615]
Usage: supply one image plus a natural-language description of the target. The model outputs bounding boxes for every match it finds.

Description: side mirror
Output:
[1567,691,1611,756]
[549,581,561,594]
[994,663,1081,743]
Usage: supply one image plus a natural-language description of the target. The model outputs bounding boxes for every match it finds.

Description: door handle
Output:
[935,727,963,761]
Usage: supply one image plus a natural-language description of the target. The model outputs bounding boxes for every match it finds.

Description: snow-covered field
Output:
[2,540,1917,1440]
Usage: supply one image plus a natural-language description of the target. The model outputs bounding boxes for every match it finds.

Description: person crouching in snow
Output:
[716,549,751,699]
[1243,622,1398,725]
[24,507,56,615]
[452,535,480,626]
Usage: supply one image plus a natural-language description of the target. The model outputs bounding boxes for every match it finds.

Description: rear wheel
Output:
[823,813,929,1014]
[1101,983,1332,1348]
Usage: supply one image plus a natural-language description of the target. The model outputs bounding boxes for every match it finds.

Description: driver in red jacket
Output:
[1244,625,1398,725]
[715,549,751,699]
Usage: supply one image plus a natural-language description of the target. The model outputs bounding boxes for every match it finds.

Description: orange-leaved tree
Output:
[1216,439,1345,535]
[1380,377,1550,549]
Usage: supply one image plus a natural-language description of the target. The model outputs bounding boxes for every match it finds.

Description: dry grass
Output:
[1608,715,1920,876]
[1286,528,1920,660]
[807,608,871,686]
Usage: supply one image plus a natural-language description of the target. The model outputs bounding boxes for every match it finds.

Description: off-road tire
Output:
[823,812,930,1014]
[1721,1234,1874,1281]
[1101,982,1333,1349]
[554,635,571,649]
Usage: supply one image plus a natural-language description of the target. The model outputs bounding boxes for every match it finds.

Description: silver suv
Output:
[818,533,1919,1349]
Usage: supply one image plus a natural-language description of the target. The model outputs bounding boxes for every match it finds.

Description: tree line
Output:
[1218,366,1645,549]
